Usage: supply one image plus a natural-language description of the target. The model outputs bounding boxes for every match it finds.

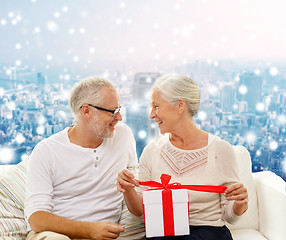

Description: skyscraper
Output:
[37,72,46,92]
[221,84,235,112]
[126,72,161,157]
[238,72,263,113]
[132,72,161,100]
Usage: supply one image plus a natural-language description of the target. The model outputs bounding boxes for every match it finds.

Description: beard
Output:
[90,115,116,139]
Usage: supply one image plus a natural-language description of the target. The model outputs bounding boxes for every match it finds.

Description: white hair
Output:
[69,76,116,119]
[151,73,200,116]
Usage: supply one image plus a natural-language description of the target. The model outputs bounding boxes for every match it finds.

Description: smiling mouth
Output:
[109,122,117,128]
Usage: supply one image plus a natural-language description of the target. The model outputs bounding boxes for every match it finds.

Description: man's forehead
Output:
[100,88,120,105]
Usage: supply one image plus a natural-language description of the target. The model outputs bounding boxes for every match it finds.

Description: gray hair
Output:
[69,76,116,118]
[151,73,200,116]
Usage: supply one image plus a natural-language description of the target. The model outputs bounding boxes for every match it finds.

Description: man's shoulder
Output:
[114,122,133,137]
[36,128,68,148]
[115,121,130,130]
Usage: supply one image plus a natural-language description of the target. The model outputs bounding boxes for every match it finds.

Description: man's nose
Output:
[115,112,122,121]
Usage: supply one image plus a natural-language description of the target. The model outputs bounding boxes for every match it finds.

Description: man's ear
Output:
[81,104,91,119]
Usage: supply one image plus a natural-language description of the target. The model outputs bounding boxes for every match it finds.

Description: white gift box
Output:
[143,189,190,238]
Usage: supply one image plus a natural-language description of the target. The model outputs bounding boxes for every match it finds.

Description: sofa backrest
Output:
[0,158,29,239]
[0,165,13,175]
[0,145,260,239]
[227,146,259,231]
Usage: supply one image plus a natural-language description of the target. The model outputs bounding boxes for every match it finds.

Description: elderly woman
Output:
[117,73,248,240]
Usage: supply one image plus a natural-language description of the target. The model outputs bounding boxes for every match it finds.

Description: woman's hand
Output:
[117,169,140,193]
[225,183,248,216]
[117,169,143,216]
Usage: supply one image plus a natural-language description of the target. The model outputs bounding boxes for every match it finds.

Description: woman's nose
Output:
[149,108,156,119]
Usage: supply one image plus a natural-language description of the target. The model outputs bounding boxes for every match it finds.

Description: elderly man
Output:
[25,77,138,240]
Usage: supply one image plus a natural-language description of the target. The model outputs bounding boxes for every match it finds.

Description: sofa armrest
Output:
[0,165,13,175]
[253,171,286,240]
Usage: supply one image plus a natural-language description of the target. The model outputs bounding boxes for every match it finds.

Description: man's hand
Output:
[29,211,124,240]
[89,222,125,240]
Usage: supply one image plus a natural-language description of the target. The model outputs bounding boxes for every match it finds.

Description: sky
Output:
[1,0,286,80]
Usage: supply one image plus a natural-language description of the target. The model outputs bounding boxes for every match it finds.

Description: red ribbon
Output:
[140,174,227,236]
[139,174,227,193]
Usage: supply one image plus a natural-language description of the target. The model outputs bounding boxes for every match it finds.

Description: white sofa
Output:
[226,146,286,240]
[0,146,285,239]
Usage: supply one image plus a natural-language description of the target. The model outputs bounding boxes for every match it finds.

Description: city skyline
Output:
[0,59,285,181]
[0,1,285,180]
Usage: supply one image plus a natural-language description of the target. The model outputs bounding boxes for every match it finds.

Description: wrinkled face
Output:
[88,87,122,138]
[150,90,179,134]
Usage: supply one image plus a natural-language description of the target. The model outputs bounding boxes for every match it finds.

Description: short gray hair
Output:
[69,76,116,118]
[151,73,200,116]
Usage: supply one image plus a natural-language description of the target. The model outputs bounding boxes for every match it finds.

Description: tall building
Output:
[221,84,235,112]
[37,72,46,92]
[132,72,161,100]
[238,101,248,113]
[0,78,16,90]
[125,102,150,157]
[125,72,161,157]
[238,72,263,113]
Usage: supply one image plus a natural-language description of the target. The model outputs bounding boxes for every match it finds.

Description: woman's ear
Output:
[177,99,186,114]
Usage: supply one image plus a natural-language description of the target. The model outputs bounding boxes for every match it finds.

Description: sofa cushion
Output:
[227,146,259,231]
[118,201,145,240]
[119,165,145,239]
[231,229,267,240]
[253,171,286,240]
[0,159,29,239]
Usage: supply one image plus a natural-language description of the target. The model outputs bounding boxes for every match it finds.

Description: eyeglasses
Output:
[82,104,121,116]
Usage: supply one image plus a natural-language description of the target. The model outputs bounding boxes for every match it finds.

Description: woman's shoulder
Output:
[209,134,235,156]
[210,134,232,148]
[209,134,236,164]
[144,134,169,151]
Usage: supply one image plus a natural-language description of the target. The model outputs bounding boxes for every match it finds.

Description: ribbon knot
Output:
[161,174,171,188]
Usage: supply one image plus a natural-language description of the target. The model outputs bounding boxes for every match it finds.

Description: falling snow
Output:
[0,0,285,180]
